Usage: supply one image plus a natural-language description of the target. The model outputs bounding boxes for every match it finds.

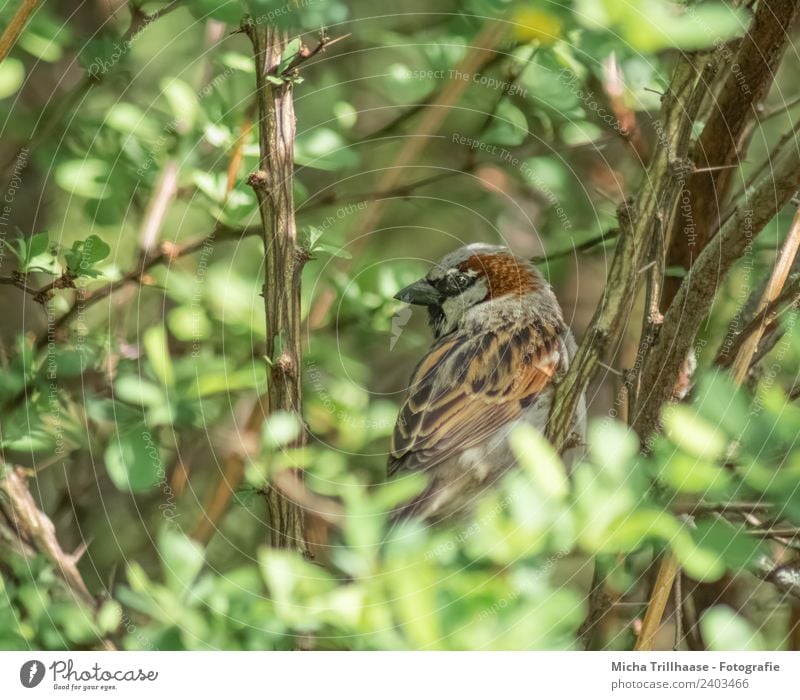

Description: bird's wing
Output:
[389,322,564,477]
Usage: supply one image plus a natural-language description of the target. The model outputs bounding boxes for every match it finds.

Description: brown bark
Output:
[663,0,800,305]
[632,145,800,439]
[246,22,307,553]
[546,55,703,449]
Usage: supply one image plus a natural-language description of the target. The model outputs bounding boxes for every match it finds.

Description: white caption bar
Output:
[0,651,796,699]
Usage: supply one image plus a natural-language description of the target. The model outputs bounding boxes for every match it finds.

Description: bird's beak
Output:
[394,279,441,305]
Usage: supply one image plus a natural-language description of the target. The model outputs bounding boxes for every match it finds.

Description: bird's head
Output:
[394,243,548,338]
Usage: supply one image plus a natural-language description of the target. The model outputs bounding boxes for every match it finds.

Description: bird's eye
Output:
[445,272,472,293]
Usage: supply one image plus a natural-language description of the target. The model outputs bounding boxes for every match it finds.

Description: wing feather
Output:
[389,323,563,477]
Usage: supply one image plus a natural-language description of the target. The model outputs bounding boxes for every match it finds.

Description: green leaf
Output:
[114,375,164,407]
[295,128,359,171]
[106,103,161,140]
[26,232,49,260]
[167,306,212,342]
[279,37,302,73]
[700,607,765,651]
[0,58,24,99]
[589,420,638,480]
[97,600,122,634]
[105,425,163,492]
[658,451,731,494]
[662,405,728,461]
[55,159,111,199]
[64,235,111,277]
[263,411,301,449]
[692,519,770,573]
[600,508,725,581]
[143,326,175,387]
[20,232,57,274]
[372,473,428,512]
[510,424,569,501]
[483,101,528,146]
[158,528,205,595]
[313,243,352,259]
[219,52,254,73]
[160,77,199,133]
[692,372,751,438]
[188,365,267,398]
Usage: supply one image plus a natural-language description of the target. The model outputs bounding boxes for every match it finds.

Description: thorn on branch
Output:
[280,31,350,76]
[295,245,313,269]
[616,197,636,228]
[275,351,295,378]
[248,170,270,191]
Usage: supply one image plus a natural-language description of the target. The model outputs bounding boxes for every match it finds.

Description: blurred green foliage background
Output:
[1,0,800,651]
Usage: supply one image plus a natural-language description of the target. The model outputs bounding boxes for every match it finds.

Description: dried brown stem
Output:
[0,0,41,64]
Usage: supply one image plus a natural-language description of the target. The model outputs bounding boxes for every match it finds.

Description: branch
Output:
[634,198,800,651]
[122,0,185,42]
[0,0,41,64]
[280,30,350,75]
[546,55,703,449]
[729,206,800,383]
[664,0,800,304]
[530,229,618,266]
[716,273,800,369]
[245,19,308,552]
[0,271,76,304]
[34,225,245,350]
[0,466,115,648]
[632,138,800,439]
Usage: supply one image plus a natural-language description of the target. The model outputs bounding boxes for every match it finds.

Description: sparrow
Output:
[389,243,585,522]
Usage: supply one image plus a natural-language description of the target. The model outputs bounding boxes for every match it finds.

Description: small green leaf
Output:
[510,424,569,501]
[158,528,204,595]
[295,128,359,171]
[0,58,25,99]
[263,411,302,449]
[105,425,163,493]
[55,159,111,199]
[662,405,728,461]
[279,37,302,73]
[700,607,765,651]
[589,420,638,479]
[97,600,122,634]
[313,243,352,259]
[483,101,528,146]
[160,77,199,133]
[143,326,175,387]
[114,375,164,407]
[64,235,111,277]
[692,519,770,573]
[188,365,267,398]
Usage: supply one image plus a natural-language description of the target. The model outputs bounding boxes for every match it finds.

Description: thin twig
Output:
[634,553,681,650]
[530,229,619,265]
[122,0,185,42]
[730,206,800,384]
[716,273,800,368]
[0,0,41,64]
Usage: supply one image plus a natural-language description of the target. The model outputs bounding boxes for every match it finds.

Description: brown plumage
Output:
[389,244,584,522]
